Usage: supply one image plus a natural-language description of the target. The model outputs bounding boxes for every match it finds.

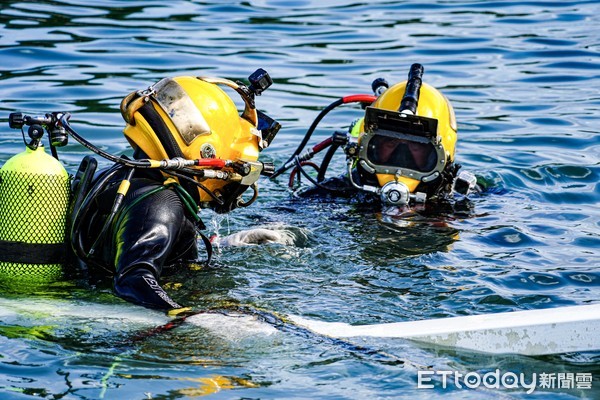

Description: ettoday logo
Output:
[417,370,593,394]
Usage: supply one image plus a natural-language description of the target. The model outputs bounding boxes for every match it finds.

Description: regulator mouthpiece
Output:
[380,181,410,206]
[380,181,428,206]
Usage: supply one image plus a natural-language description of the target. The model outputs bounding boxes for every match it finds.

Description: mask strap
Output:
[136,102,201,204]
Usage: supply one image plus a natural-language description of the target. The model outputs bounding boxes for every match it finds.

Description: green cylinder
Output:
[0,146,71,285]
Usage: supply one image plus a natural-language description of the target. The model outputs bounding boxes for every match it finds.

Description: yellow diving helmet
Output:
[355,63,458,205]
[119,69,279,212]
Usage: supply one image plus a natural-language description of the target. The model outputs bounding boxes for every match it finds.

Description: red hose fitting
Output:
[312,136,333,153]
[195,159,227,168]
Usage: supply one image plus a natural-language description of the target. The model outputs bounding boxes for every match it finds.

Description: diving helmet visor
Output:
[152,78,212,145]
[366,135,438,172]
[121,76,257,138]
[359,107,447,181]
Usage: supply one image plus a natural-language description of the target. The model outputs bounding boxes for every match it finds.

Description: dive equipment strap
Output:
[197,231,213,266]
[0,240,67,264]
[71,155,98,220]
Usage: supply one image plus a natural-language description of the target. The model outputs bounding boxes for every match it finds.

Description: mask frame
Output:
[358,106,447,183]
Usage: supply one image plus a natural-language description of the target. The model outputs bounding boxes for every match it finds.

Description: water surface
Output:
[1,0,599,398]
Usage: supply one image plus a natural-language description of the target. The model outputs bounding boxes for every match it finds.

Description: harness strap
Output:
[197,231,213,266]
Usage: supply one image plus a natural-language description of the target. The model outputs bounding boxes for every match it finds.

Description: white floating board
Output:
[3,297,598,355]
[289,303,600,355]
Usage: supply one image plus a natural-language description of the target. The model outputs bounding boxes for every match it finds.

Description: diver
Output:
[67,70,281,310]
[272,63,480,212]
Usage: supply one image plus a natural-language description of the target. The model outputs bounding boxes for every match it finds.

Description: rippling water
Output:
[1,1,599,398]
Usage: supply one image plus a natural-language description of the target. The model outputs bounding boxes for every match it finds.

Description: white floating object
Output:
[0,297,277,341]
[289,304,600,355]
[187,312,279,338]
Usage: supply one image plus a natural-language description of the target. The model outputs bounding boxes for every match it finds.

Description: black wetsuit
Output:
[73,167,199,310]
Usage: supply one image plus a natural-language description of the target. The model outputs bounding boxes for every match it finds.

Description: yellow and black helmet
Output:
[354,65,458,203]
[119,72,279,212]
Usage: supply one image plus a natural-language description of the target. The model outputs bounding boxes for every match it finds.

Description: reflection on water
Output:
[1,0,600,398]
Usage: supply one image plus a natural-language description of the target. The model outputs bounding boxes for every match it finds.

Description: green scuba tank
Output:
[0,145,71,285]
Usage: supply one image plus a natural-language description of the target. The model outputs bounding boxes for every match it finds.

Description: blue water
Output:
[1,0,599,398]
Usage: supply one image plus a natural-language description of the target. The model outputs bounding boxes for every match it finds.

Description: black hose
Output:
[70,164,126,261]
[60,114,229,206]
[49,142,60,160]
[60,114,152,169]
[271,98,344,179]
[161,169,224,205]
[86,167,135,258]
[317,142,341,183]
[294,156,351,194]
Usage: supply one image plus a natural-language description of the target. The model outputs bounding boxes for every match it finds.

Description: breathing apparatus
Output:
[119,68,279,213]
[274,63,472,206]
[2,68,279,276]
[0,112,71,284]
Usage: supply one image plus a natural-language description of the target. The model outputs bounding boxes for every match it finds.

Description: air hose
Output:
[270,94,376,179]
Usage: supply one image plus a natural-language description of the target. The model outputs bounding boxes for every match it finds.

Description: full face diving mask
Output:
[357,107,448,205]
